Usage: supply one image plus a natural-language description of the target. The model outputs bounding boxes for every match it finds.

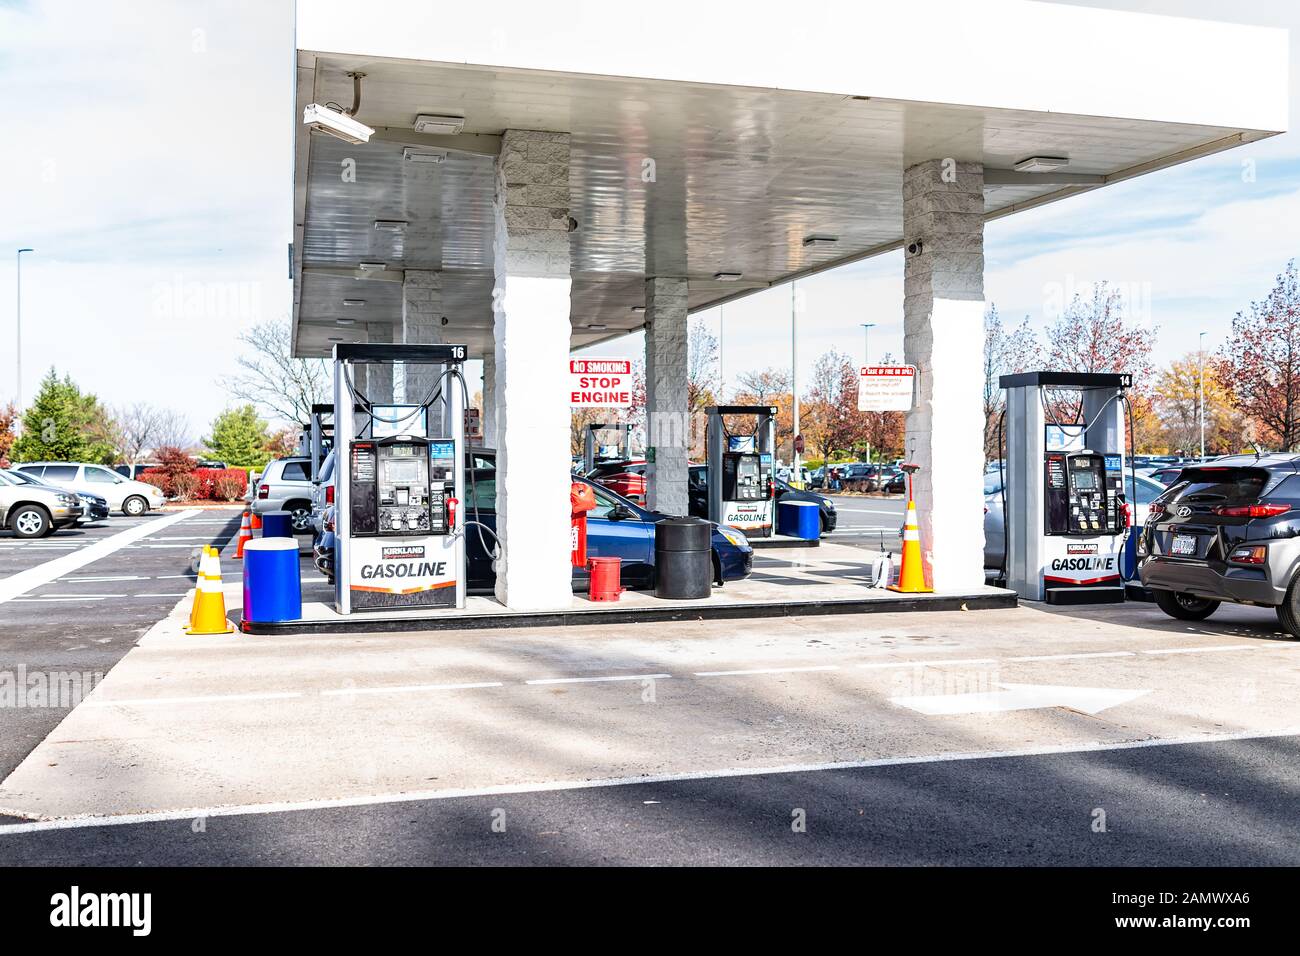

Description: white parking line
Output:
[0,510,192,605]
[10,596,108,602]
[319,681,504,696]
[4,725,1297,836]
[83,691,302,708]
[1007,651,1136,662]
[1142,645,1257,655]
[525,674,671,685]
[695,665,841,676]
[857,658,996,669]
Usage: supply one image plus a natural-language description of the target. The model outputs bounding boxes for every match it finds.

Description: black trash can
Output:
[655,517,713,600]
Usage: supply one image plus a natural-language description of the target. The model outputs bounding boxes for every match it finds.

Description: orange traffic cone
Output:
[250,512,263,532]
[888,499,933,593]
[187,546,234,635]
[235,512,253,558]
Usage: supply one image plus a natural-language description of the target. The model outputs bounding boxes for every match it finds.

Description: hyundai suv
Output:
[1138,455,1300,635]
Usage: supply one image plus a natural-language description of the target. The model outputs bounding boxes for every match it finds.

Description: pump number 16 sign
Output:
[858,365,916,412]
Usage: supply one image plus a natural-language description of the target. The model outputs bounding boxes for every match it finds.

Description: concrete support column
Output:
[481,352,498,447]
[902,159,986,590]
[397,270,443,420]
[492,129,573,610]
[644,276,689,516]
[364,322,394,404]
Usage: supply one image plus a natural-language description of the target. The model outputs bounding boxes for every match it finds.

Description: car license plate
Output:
[1171,534,1197,556]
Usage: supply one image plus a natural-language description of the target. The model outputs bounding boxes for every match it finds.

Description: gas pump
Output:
[705,405,777,539]
[583,422,633,473]
[307,402,333,483]
[333,343,469,613]
[1000,371,1134,604]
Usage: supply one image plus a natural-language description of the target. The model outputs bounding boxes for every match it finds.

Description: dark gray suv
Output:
[1138,455,1300,635]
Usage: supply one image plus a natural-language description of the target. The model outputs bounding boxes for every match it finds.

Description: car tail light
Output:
[1229,545,1267,564]
[1212,503,1290,518]
[1148,502,1165,517]
[258,485,269,499]
[325,485,334,505]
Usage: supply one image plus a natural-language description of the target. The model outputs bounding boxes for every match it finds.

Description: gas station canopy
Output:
[290,0,1288,358]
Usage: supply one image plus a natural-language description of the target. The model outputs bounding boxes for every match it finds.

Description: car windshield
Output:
[1173,467,1270,503]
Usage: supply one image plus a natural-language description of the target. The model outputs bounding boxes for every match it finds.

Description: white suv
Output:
[252,457,315,533]
[15,462,166,516]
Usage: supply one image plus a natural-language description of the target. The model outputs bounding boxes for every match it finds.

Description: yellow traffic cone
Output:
[187,545,234,634]
[888,499,933,593]
[188,546,213,629]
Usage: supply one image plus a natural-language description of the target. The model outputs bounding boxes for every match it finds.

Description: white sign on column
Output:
[570,358,633,408]
[858,365,917,412]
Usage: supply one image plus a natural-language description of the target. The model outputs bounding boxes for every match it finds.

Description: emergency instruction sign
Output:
[569,358,633,408]
[858,365,916,412]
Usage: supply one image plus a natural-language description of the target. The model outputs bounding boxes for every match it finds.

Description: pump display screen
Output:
[384,459,421,483]
[1072,470,1096,491]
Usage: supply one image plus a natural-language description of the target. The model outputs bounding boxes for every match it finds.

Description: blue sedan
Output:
[315,473,754,592]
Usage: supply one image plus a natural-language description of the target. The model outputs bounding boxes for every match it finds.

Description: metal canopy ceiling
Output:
[291,52,1273,359]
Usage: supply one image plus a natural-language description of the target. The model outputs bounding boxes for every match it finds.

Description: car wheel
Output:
[287,503,313,533]
[1152,588,1220,621]
[11,505,51,539]
[1274,574,1300,639]
[122,495,148,516]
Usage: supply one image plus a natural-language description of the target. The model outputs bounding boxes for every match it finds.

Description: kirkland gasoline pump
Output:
[999,371,1136,604]
[705,405,777,539]
[332,343,470,613]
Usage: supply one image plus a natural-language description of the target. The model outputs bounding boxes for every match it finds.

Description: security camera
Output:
[303,102,374,145]
[440,316,449,326]
[906,239,924,257]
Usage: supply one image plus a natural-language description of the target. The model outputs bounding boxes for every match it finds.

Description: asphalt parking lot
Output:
[0,506,246,779]
[820,493,904,551]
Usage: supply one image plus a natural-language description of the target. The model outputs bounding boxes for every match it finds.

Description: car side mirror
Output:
[609,504,634,521]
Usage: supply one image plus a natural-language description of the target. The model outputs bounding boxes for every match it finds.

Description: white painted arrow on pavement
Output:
[890,683,1150,716]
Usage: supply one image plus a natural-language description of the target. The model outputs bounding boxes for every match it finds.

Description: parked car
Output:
[1138,455,1300,634]
[984,470,1167,575]
[1144,466,1185,486]
[113,462,161,480]
[74,491,111,524]
[252,457,315,533]
[685,464,836,535]
[15,462,165,516]
[585,458,647,504]
[840,462,888,492]
[314,470,753,592]
[0,469,83,537]
[884,471,906,495]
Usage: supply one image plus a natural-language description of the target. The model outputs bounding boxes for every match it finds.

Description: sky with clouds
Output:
[0,0,1296,437]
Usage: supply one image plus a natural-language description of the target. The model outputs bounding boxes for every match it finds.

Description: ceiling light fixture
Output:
[342,298,366,307]
[631,306,646,313]
[403,147,448,165]
[327,336,345,342]
[335,318,355,326]
[803,234,839,247]
[586,323,608,331]
[412,114,465,135]
[373,220,408,231]
[357,261,387,271]
[1014,155,1069,173]
[714,272,743,282]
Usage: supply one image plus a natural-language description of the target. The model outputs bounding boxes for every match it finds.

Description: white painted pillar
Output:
[644,276,689,516]
[364,322,394,403]
[481,352,497,447]
[492,129,573,610]
[902,159,987,590]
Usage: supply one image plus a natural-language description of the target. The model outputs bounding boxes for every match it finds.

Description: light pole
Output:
[15,248,33,413]
[1199,331,1207,461]
[861,322,876,367]
[718,304,725,401]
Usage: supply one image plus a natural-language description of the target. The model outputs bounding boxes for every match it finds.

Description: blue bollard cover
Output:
[243,538,302,623]
[777,499,821,540]
[261,510,294,538]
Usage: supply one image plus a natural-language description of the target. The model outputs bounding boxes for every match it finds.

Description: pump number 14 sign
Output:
[858,365,916,412]
[570,359,633,408]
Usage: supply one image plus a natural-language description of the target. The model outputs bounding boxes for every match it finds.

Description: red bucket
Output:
[588,556,622,602]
